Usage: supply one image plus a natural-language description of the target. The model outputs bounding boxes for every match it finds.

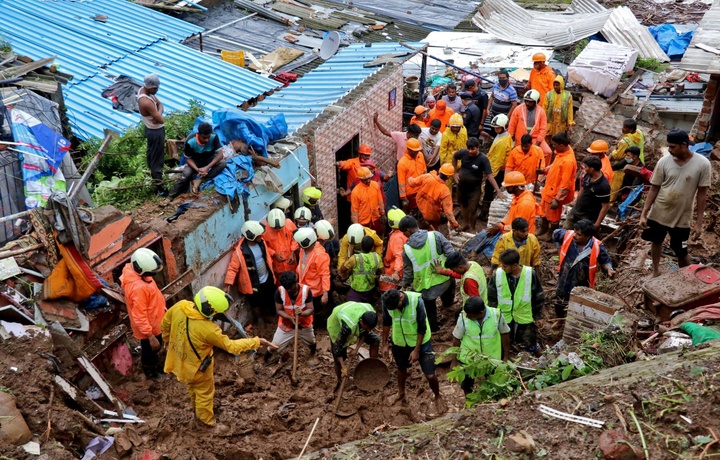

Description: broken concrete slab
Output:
[568,41,638,98]
[576,94,625,138]
[563,287,625,343]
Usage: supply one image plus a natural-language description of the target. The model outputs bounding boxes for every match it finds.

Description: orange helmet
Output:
[358,144,372,155]
[414,105,427,116]
[357,166,373,180]
[406,138,422,151]
[439,163,455,176]
[532,52,547,63]
[587,140,609,153]
[502,171,526,187]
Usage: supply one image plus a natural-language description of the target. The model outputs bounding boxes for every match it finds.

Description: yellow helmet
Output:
[448,113,463,127]
[302,187,322,206]
[357,167,373,180]
[387,207,406,229]
[194,286,232,318]
[532,52,547,63]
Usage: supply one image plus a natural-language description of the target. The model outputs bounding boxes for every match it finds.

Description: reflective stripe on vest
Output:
[349,252,379,293]
[459,308,502,362]
[278,285,312,332]
[338,302,373,336]
[461,261,488,305]
[558,231,600,288]
[389,291,431,347]
[495,266,533,324]
[403,232,449,292]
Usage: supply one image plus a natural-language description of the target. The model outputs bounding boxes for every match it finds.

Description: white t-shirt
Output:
[648,153,711,228]
[249,243,269,284]
[418,128,442,167]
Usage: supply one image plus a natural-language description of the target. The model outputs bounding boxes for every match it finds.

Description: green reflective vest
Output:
[404,232,449,292]
[327,301,374,347]
[461,261,488,306]
[459,308,502,362]
[389,291,431,347]
[349,252,379,293]
[495,266,533,325]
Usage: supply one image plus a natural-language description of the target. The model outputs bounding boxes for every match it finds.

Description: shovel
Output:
[333,337,364,417]
[291,313,299,383]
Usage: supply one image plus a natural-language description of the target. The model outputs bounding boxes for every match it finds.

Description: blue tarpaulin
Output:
[213,154,255,201]
[648,24,694,59]
[212,109,288,157]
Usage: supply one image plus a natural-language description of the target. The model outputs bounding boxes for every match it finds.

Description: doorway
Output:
[335,134,360,235]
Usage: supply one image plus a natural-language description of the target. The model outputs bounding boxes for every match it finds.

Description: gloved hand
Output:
[341,366,349,377]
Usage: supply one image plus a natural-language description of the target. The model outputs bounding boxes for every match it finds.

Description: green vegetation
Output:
[0,35,12,53]
[79,100,205,210]
[573,39,589,60]
[635,57,670,73]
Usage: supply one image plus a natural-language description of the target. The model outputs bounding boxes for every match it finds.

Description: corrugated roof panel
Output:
[680,0,720,74]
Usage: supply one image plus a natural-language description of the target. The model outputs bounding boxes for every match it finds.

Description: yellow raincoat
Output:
[609,129,645,202]
[439,113,468,191]
[161,300,260,425]
[545,75,574,138]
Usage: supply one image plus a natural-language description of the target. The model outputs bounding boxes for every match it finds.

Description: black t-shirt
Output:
[463,103,482,138]
[454,149,492,183]
[573,173,610,221]
[184,134,221,169]
[472,89,489,114]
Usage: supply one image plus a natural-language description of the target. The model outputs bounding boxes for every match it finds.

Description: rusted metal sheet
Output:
[680,0,720,74]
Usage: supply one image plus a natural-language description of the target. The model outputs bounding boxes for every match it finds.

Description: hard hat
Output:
[502,171,527,187]
[315,220,335,240]
[490,113,509,129]
[448,113,464,127]
[266,208,286,229]
[272,196,292,212]
[347,223,366,245]
[194,286,231,318]
[241,220,265,241]
[587,140,609,153]
[293,227,317,248]
[414,105,427,116]
[294,206,312,221]
[358,144,372,155]
[406,138,422,151]
[439,163,455,176]
[532,52,547,63]
[302,186,322,206]
[130,248,163,276]
[357,166,373,180]
[524,90,540,103]
[387,207,406,229]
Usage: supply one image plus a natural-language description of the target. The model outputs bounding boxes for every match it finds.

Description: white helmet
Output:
[293,227,317,248]
[241,220,265,241]
[347,223,365,245]
[490,113,509,128]
[294,206,312,222]
[315,220,335,240]
[524,89,540,103]
[272,196,292,212]
[266,208,286,229]
[131,248,163,276]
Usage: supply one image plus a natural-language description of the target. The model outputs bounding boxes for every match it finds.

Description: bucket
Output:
[405,76,419,90]
[353,358,390,391]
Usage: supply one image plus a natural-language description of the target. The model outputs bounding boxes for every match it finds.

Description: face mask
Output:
[625,157,634,163]
[498,79,508,86]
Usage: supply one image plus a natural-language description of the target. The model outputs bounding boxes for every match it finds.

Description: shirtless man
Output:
[137,73,166,196]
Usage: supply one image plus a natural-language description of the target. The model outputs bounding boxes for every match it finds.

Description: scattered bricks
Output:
[711,141,720,161]
[599,430,641,460]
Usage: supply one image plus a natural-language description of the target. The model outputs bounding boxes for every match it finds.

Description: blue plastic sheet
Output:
[463,229,501,260]
[213,154,254,200]
[618,185,644,221]
[212,109,288,157]
[648,24,694,59]
[690,142,713,158]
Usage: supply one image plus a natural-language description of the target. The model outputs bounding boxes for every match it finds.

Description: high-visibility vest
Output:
[349,252,379,293]
[403,232,449,292]
[558,231,600,288]
[459,309,502,362]
[326,302,374,346]
[388,291,431,347]
[495,266,533,325]
[277,285,313,332]
[461,261,488,306]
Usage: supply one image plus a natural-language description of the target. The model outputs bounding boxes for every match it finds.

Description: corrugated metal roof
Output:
[680,0,720,74]
[248,42,424,133]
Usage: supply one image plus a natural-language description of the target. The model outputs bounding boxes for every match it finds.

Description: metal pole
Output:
[68,131,115,201]
[184,13,258,43]
[0,209,31,225]
[400,42,494,85]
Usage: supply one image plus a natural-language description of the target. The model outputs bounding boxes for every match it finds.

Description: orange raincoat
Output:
[120,264,167,340]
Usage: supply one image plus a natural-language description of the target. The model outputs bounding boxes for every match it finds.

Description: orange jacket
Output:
[508,104,548,148]
[500,189,539,234]
[408,171,459,228]
[529,65,556,110]
[428,106,455,133]
[350,180,385,225]
[409,116,429,128]
[338,157,362,189]
[559,230,600,287]
[297,243,331,297]
[224,238,275,295]
[120,264,167,340]
[541,148,577,205]
[397,152,427,199]
[262,219,299,276]
[600,155,614,183]
[379,229,408,291]
[505,144,545,185]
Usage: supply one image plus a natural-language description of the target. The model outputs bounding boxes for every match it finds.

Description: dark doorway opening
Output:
[335,134,360,235]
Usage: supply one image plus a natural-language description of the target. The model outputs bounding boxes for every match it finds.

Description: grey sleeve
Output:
[416,299,428,336]
[434,231,454,256]
[530,270,545,320]
[402,251,414,288]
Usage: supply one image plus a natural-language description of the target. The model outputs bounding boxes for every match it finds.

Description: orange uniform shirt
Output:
[500,189,539,234]
[529,65,556,110]
[408,171,459,227]
[428,106,455,133]
[120,264,167,340]
[338,157,362,189]
[397,152,427,199]
[505,144,546,185]
[508,104,548,148]
[350,180,385,225]
[296,244,331,297]
[262,219,299,277]
[540,148,577,223]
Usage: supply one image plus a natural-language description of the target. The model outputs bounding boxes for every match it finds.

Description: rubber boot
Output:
[536,217,549,237]
[478,201,492,222]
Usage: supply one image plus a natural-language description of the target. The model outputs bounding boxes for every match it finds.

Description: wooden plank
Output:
[0,56,56,79]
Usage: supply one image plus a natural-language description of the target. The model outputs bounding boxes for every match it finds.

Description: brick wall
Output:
[691,74,719,141]
[299,63,405,226]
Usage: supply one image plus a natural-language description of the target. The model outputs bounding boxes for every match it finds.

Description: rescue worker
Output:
[565,156,611,232]
[460,92,482,139]
[525,53,555,110]
[397,138,427,210]
[463,79,489,128]
[490,218,541,272]
[553,219,614,317]
[271,271,316,354]
[537,132,577,238]
[167,122,226,202]
[508,89,551,166]
[315,219,339,262]
[488,248,545,355]
[374,113,423,161]
[120,248,166,379]
[339,236,381,303]
[410,105,431,128]
[294,227,331,320]
[400,215,455,332]
[438,113,468,188]
[327,302,380,388]
[435,251,488,305]
[609,119,646,202]
[451,296,510,395]
[586,140,614,183]
[428,99,454,133]
[272,196,293,218]
[381,289,446,413]
[162,286,276,427]
[544,75,574,140]
[224,220,275,321]
[302,186,325,223]
[350,166,386,234]
[379,208,408,292]
[408,163,460,231]
[481,114,514,219]
[490,171,539,234]
[505,134,545,188]
[337,144,372,190]
[294,206,313,229]
[262,208,298,280]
